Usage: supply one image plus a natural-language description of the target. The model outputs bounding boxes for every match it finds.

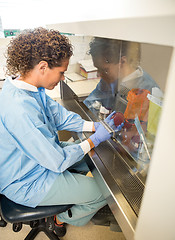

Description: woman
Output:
[0,28,117,236]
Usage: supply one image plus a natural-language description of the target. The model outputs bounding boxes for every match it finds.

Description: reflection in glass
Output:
[83,37,163,174]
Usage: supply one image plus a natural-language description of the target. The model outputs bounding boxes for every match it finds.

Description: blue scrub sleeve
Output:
[4,106,85,173]
[47,95,85,132]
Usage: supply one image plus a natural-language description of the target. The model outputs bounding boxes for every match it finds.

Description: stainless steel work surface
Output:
[57,98,145,240]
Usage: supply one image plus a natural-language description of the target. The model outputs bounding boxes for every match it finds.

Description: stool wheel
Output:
[0,218,7,227]
[13,222,22,232]
[30,220,39,228]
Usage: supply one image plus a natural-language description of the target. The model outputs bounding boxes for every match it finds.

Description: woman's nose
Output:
[61,75,65,81]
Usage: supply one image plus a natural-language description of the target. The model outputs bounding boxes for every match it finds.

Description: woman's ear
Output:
[38,61,48,74]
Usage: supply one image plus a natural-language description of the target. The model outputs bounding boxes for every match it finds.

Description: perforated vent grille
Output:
[98,150,144,216]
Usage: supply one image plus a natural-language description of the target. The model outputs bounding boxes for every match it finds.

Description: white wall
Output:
[0,38,11,79]
[66,35,92,73]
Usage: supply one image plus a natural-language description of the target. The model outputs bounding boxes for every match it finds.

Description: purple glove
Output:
[94,122,100,131]
[104,111,124,132]
[104,111,117,129]
[89,123,111,147]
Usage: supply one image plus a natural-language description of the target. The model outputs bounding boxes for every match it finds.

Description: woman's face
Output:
[93,58,121,84]
[41,59,69,90]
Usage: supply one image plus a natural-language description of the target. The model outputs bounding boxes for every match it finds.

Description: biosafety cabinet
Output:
[47,9,175,240]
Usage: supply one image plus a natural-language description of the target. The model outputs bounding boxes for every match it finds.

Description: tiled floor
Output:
[0,221,126,240]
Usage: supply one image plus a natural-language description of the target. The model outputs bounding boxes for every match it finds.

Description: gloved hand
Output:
[89,123,111,147]
[104,111,117,129]
[94,122,100,131]
[94,111,116,131]
[104,111,124,132]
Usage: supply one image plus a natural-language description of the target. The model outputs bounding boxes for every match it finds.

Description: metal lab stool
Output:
[0,195,73,240]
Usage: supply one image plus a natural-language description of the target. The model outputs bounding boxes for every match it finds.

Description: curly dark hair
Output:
[6,27,73,77]
[89,37,140,68]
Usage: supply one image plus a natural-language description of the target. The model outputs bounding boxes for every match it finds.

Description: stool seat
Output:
[0,195,72,223]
